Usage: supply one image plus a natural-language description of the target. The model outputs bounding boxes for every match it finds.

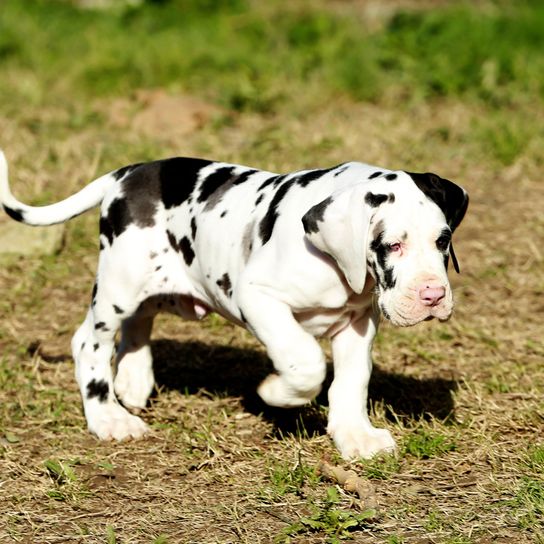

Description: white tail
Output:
[0,150,116,226]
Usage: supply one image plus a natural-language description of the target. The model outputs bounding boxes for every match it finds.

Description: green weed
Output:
[359,453,400,480]
[43,458,92,502]
[280,486,376,543]
[403,429,457,459]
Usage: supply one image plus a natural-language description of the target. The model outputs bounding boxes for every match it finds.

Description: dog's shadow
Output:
[151,339,457,437]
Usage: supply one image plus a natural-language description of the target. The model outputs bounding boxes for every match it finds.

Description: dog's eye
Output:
[388,242,402,252]
[436,235,450,251]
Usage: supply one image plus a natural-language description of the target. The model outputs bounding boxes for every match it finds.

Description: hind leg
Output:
[72,236,155,440]
[72,306,148,440]
[114,313,155,412]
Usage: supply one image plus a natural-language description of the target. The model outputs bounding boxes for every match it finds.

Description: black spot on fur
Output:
[232,169,257,185]
[365,192,388,207]
[216,273,232,297]
[101,197,132,242]
[370,231,397,290]
[258,174,281,192]
[112,163,143,181]
[294,167,335,187]
[273,174,288,188]
[197,166,234,203]
[86,379,109,402]
[369,171,382,179]
[301,196,333,235]
[91,283,98,305]
[155,265,162,271]
[333,164,349,177]
[382,267,396,289]
[3,205,24,222]
[190,217,197,240]
[160,157,211,209]
[167,230,178,252]
[259,179,295,244]
[385,173,397,181]
[93,343,99,352]
[81,342,86,351]
[94,321,107,330]
[220,210,228,218]
[99,217,114,245]
[178,236,195,266]
[150,251,158,259]
[113,304,124,315]
[255,194,264,206]
[388,193,395,203]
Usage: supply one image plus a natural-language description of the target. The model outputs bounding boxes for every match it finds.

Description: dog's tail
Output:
[0,150,116,226]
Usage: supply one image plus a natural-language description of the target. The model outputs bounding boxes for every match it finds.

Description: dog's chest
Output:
[294,308,353,337]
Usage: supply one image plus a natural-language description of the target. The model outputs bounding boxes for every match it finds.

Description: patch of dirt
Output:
[106,89,224,143]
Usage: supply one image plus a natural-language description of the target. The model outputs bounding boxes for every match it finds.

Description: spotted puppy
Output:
[0,151,468,459]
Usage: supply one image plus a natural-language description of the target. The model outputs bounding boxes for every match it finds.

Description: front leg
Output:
[237,285,326,407]
[328,309,396,459]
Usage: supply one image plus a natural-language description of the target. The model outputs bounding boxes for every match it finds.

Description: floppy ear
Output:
[407,172,469,232]
[302,185,370,294]
[408,172,469,273]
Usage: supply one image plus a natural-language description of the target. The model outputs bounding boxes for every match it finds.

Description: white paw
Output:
[330,426,396,460]
[87,403,149,441]
[114,353,154,411]
[257,373,321,408]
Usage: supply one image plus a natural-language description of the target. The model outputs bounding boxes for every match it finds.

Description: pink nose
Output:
[418,285,446,307]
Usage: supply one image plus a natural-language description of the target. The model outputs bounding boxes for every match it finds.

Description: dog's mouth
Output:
[380,303,452,327]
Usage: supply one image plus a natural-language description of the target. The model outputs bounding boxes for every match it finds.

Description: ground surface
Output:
[0,1,543,543]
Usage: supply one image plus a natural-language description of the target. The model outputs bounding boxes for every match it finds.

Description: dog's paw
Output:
[87,403,149,441]
[329,426,396,460]
[257,373,321,408]
[114,353,154,411]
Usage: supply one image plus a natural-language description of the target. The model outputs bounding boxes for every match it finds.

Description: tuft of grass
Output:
[106,525,117,544]
[267,451,320,498]
[403,429,457,459]
[280,486,377,543]
[43,458,91,502]
[359,453,400,480]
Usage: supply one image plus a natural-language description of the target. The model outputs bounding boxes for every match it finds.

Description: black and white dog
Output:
[0,151,468,459]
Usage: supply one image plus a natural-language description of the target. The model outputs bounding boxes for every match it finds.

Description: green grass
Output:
[280,486,377,543]
[403,429,457,459]
[1,0,544,113]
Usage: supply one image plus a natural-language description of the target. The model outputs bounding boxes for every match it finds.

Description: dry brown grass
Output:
[1,85,543,543]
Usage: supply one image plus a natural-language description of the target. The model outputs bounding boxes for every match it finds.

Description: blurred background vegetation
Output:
[1,0,543,176]
[1,0,543,111]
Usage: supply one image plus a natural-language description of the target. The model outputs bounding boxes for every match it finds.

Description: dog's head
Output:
[302,171,469,327]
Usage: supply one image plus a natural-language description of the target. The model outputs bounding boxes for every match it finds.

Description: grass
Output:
[1,0,544,542]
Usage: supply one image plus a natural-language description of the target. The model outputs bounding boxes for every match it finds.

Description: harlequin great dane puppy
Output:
[0,150,468,459]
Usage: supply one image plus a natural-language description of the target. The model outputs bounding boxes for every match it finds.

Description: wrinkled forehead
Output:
[370,173,447,234]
